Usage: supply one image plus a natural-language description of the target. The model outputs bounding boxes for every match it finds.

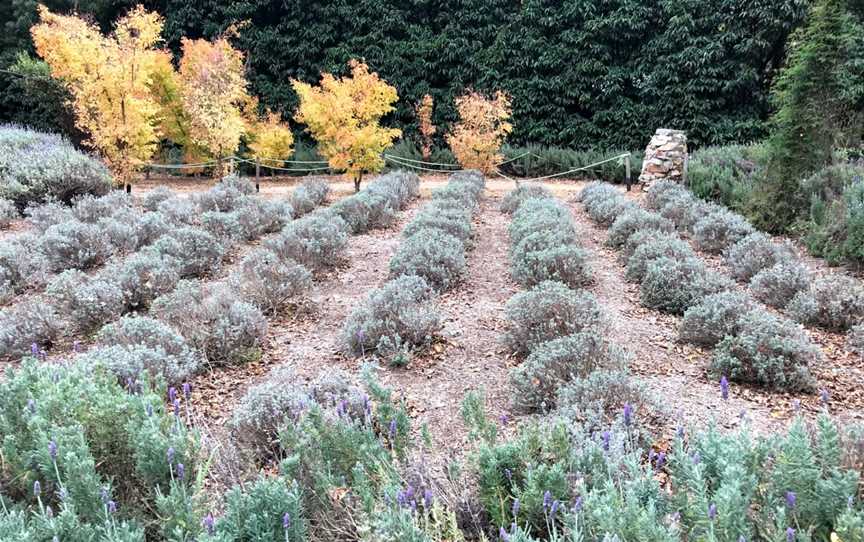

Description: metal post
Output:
[255,158,261,193]
[625,154,632,192]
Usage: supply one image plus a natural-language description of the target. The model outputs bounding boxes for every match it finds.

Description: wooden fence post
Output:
[625,154,632,192]
[255,158,261,192]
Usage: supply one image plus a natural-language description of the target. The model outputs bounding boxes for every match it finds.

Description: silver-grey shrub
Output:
[108,249,182,311]
[142,186,176,211]
[724,232,796,282]
[77,345,195,388]
[710,309,820,391]
[0,125,112,208]
[389,228,466,291]
[849,323,864,355]
[228,248,312,314]
[607,208,674,248]
[511,242,592,289]
[24,199,74,232]
[499,184,552,214]
[431,181,481,211]
[659,192,706,232]
[235,197,293,239]
[153,227,225,277]
[71,191,133,223]
[265,210,348,270]
[0,297,60,357]
[99,214,140,254]
[556,369,652,430]
[679,291,755,346]
[644,180,690,210]
[341,275,441,358]
[370,170,421,208]
[578,181,620,206]
[95,316,200,383]
[509,198,575,246]
[402,206,473,246]
[504,280,604,355]
[193,175,255,213]
[625,235,694,282]
[152,281,267,364]
[289,178,330,216]
[510,331,629,412]
[640,257,733,314]
[787,274,864,331]
[131,212,172,248]
[749,260,812,309]
[40,220,114,271]
[0,199,18,228]
[586,196,638,226]
[202,211,242,242]
[692,208,755,253]
[156,197,197,225]
[0,237,48,303]
[46,270,124,332]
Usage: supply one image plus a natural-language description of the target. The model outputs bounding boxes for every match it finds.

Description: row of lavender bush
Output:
[644,180,864,355]
[339,170,484,366]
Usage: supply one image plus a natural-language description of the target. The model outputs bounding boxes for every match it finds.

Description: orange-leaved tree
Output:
[447,90,512,173]
[31,5,170,187]
[292,59,401,192]
[178,34,250,177]
[416,94,436,160]
[245,105,294,169]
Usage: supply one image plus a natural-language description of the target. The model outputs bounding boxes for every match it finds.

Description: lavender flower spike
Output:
[166,446,175,465]
[108,500,117,514]
[283,512,291,530]
[786,527,795,542]
[573,495,583,512]
[543,490,552,510]
[512,498,520,517]
[33,481,41,497]
[176,463,185,480]
[708,503,716,520]
[499,526,509,541]
[203,513,215,535]
[785,491,796,509]
[623,403,633,426]
[168,386,177,402]
[720,376,729,400]
[388,419,397,440]
[183,382,191,399]
[48,439,57,462]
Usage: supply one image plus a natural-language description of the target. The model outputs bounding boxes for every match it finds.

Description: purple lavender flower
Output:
[146,404,153,417]
[602,430,611,451]
[58,487,68,502]
[785,491,796,509]
[283,512,291,530]
[499,414,509,426]
[550,500,560,517]
[31,343,38,356]
[739,537,747,542]
[656,452,666,470]
[573,496,583,512]
[676,425,685,439]
[786,527,795,542]
[108,501,117,514]
[100,487,109,504]
[512,498,520,517]
[173,398,181,417]
[820,389,830,405]
[708,503,716,520]
[792,399,801,412]
[543,490,552,510]
[183,382,191,400]
[168,387,177,402]
[720,376,729,400]
[623,403,633,426]
[203,513,215,535]
[167,446,175,465]
[33,481,41,497]
[388,419,397,440]
[176,463,185,480]
[648,449,656,465]
[48,439,57,462]
[504,468,512,482]
[27,399,36,414]
[499,526,509,541]
[692,452,701,464]
[72,340,80,353]
[45,506,53,519]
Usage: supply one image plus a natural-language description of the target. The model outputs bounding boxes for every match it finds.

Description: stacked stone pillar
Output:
[638,129,687,190]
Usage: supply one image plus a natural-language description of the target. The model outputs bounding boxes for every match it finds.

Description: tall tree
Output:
[292,59,401,192]
[447,90,512,173]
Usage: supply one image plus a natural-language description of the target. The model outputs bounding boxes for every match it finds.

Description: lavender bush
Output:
[724,232,797,282]
[228,248,312,313]
[787,274,864,330]
[749,260,812,309]
[679,290,755,346]
[640,257,733,314]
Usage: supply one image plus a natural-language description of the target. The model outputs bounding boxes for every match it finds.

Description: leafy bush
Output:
[402,206,473,246]
[787,274,864,330]
[152,281,267,365]
[203,476,306,542]
[0,198,18,228]
[201,211,242,242]
[40,220,114,271]
[504,280,604,355]
[71,191,133,223]
[510,331,629,412]
[556,369,652,431]
[511,241,592,288]
[723,232,796,282]
[0,358,196,536]
[389,228,466,291]
[154,227,226,277]
[686,144,765,211]
[692,208,755,253]
[142,186,176,211]
[607,208,674,248]
[95,316,200,383]
[0,297,59,357]
[578,181,620,207]
[266,210,348,270]
[644,179,691,210]
[290,177,330,216]
[341,275,441,361]
[235,197,293,239]
[331,192,396,233]
[806,177,864,266]
[0,125,112,208]
[0,237,48,303]
[659,193,710,232]
[586,195,638,226]
[229,248,312,313]
[749,260,812,309]
[157,197,197,225]
[431,181,481,211]
[509,198,575,246]
[109,249,182,311]
[710,309,820,391]
[640,257,733,314]
[849,323,864,355]
[46,270,124,332]
[679,291,755,346]
[24,199,74,231]
[192,176,255,213]
[499,183,552,214]
[625,235,694,283]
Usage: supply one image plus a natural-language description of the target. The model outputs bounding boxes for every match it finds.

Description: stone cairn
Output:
[639,129,687,190]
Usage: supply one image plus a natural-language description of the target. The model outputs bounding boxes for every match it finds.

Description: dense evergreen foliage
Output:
[1,0,806,149]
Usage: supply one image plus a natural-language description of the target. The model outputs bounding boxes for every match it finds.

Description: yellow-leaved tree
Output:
[178,35,249,177]
[447,90,512,173]
[31,5,170,187]
[416,94,436,160]
[292,60,401,192]
[245,106,294,169]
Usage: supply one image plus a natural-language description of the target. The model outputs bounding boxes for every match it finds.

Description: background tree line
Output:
[1,0,808,151]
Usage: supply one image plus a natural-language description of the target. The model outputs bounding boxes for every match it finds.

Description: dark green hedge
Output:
[1,0,807,150]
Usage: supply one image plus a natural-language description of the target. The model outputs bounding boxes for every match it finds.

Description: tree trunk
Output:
[125,183,132,194]
[354,171,363,193]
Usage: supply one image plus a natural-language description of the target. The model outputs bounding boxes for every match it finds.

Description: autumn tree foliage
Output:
[292,60,401,192]
[416,94,436,160]
[447,90,512,173]
[31,5,170,185]
[245,105,294,168]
